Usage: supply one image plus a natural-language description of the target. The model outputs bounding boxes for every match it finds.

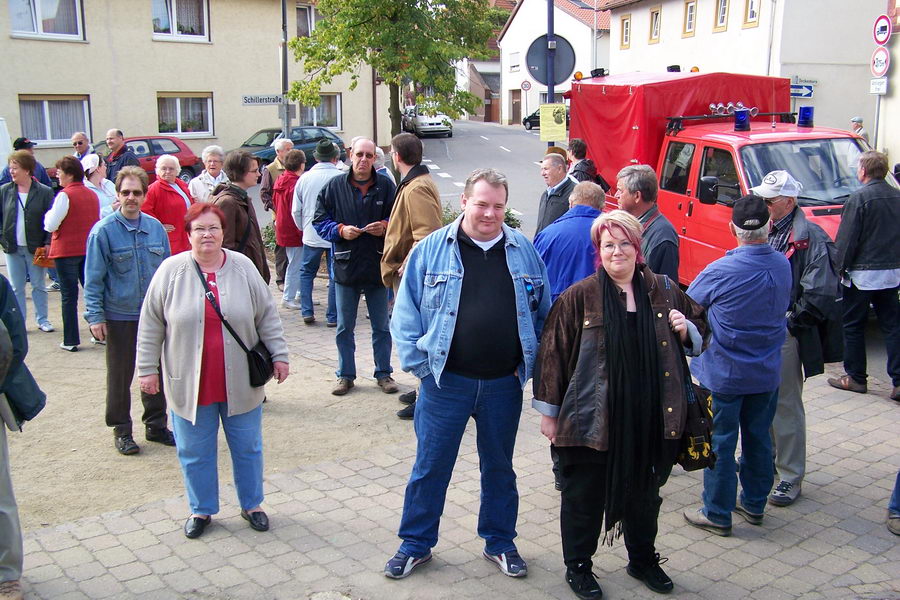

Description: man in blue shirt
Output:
[683,195,791,537]
[533,180,603,301]
[0,139,52,187]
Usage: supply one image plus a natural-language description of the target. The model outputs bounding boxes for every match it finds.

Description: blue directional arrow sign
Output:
[790,84,814,98]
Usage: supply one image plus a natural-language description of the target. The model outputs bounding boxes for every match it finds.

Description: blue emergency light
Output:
[733,108,750,131]
[798,106,814,128]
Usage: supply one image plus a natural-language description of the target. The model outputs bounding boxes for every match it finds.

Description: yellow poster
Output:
[540,103,567,142]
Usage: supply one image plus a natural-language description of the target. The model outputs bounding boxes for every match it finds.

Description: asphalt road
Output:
[420,119,556,238]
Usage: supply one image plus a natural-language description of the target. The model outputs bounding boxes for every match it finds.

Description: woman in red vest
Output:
[143,155,195,254]
[44,156,100,351]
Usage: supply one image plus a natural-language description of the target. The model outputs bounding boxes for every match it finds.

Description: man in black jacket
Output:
[751,170,840,507]
[535,153,576,234]
[828,151,900,402]
[314,138,397,396]
[103,129,139,183]
[616,165,679,283]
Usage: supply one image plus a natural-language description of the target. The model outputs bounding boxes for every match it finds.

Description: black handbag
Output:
[192,260,274,387]
[676,347,716,471]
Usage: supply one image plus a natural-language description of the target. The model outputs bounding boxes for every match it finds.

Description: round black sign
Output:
[525,34,576,86]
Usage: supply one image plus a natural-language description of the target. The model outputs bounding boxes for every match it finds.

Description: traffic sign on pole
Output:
[874,14,893,45]
[790,84,814,98]
[871,46,890,77]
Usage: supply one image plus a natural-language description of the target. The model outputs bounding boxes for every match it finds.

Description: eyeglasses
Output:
[764,196,788,205]
[192,226,222,235]
[524,280,538,311]
[600,241,635,254]
[119,190,144,197]
[72,141,86,147]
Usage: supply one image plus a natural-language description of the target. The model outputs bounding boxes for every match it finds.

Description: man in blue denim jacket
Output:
[84,166,173,456]
[384,168,551,580]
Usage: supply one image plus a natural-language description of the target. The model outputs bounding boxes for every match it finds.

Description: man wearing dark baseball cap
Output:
[0,138,52,187]
[682,194,793,537]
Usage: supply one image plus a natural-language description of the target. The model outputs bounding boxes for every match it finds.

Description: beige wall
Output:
[1,0,391,166]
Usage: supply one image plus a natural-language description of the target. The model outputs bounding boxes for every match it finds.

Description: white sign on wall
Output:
[242,95,284,106]
[870,77,888,95]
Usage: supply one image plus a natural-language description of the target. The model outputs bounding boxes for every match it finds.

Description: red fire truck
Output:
[568,71,871,284]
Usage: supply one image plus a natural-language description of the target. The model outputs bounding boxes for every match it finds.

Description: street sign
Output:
[521,81,532,91]
[241,94,284,106]
[870,77,888,95]
[872,46,890,77]
[790,84,814,98]
[525,34,576,86]
[874,14,893,45]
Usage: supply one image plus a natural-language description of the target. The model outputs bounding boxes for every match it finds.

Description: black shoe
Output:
[241,509,269,531]
[115,435,140,455]
[566,565,603,599]
[398,390,417,405]
[183,515,210,539]
[626,554,673,594]
[397,401,415,420]
[146,428,176,446]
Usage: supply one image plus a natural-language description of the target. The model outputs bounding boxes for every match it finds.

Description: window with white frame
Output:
[157,93,213,135]
[713,0,729,31]
[620,14,631,49]
[649,6,661,43]
[743,0,759,27]
[296,4,324,36]
[300,94,341,129]
[683,1,696,36]
[19,95,90,143]
[9,0,83,39]
[509,52,520,72]
[152,0,209,41]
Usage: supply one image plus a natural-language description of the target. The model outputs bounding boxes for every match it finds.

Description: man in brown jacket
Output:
[382,133,442,419]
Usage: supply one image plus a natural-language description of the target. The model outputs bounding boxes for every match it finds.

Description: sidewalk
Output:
[12,271,900,600]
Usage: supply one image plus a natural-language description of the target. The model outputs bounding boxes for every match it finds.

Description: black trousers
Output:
[105,320,167,437]
[559,449,675,570]
[841,283,900,387]
[275,244,287,285]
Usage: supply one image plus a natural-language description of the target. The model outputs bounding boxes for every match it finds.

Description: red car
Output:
[93,135,202,184]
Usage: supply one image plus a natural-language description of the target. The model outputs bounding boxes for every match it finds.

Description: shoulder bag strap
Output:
[191,258,251,354]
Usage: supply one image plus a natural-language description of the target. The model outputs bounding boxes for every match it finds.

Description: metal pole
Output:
[547,0,556,147]
[873,94,881,150]
[281,0,290,139]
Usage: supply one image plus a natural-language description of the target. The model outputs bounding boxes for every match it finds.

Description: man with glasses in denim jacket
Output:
[384,168,551,580]
[84,166,173,456]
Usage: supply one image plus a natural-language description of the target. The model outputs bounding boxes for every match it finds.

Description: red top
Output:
[273,170,302,247]
[143,178,195,254]
[198,268,226,405]
[49,182,100,259]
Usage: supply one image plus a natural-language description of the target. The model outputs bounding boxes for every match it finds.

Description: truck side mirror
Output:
[697,176,719,205]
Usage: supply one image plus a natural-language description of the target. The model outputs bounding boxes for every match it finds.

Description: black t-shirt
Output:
[445,229,522,379]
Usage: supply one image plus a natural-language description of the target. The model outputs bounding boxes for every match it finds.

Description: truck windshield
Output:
[741,138,865,206]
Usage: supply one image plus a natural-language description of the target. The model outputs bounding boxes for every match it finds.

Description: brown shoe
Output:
[0,579,23,600]
[892,386,899,402]
[332,378,354,396]
[826,375,867,394]
[377,376,399,394]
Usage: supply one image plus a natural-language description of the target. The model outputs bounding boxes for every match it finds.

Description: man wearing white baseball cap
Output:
[751,170,840,507]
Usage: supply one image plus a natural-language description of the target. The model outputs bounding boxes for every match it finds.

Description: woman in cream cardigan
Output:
[137,202,289,539]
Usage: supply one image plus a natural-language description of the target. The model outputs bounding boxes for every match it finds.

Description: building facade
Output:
[499,0,610,126]
[2,0,391,167]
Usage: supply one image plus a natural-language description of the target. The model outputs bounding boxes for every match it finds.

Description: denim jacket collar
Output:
[444,215,521,249]
[113,210,155,234]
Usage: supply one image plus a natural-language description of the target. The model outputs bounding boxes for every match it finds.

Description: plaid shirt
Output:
[768,208,795,254]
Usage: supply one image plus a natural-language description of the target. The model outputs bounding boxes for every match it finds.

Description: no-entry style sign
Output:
[874,14,893,45]
[872,46,890,77]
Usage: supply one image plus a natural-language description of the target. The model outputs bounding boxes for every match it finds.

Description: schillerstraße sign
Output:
[242,95,284,105]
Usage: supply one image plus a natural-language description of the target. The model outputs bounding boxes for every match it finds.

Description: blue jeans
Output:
[299,246,336,323]
[54,255,86,346]
[334,282,391,380]
[170,404,264,515]
[889,471,900,517]
[282,245,303,304]
[4,249,49,327]
[702,390,779,526]
[398,372,522,557]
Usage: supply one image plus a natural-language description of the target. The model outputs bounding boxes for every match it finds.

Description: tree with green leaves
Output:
[288,0,505,138]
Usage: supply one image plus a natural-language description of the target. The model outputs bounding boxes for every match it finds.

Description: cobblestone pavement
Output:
[16,274,900,600]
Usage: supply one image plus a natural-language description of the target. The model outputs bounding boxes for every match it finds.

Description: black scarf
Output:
[600,267,663,540]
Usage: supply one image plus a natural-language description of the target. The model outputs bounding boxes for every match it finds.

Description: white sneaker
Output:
[282,300,301,310]
[59,343,78,352]
[38,322,55,333]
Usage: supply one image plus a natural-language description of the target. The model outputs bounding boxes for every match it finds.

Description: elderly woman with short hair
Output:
[143,155,195,254]
[189,145,229,203]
